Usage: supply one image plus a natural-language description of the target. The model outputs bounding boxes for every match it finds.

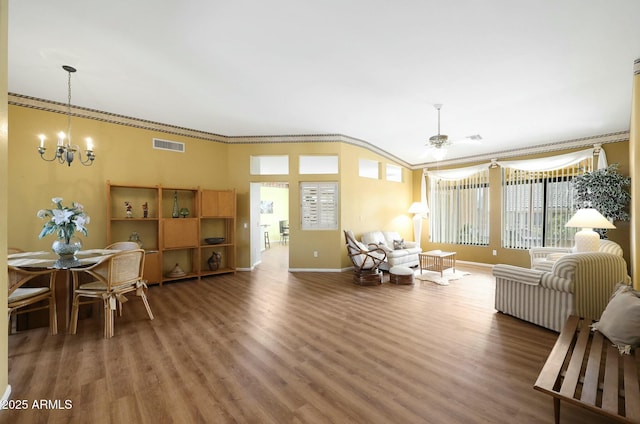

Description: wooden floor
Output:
[4,245,619,423]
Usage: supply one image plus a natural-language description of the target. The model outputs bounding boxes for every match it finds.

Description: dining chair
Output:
[8,266,58,335]
[69,249,154,338]
[105,241,140,250]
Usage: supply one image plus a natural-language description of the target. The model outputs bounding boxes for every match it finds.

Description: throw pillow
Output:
[591,284,640,354]
[393,239,406,250]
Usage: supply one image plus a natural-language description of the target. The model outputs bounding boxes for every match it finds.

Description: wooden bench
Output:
[534,315,640,423]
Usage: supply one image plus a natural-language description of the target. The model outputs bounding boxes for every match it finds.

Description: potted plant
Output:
[572,163,631,237]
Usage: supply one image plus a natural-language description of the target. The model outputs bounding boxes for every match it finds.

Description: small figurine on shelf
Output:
[172,191,179,218]
[142,202,149,218]
[179,207,190,218]
[125,201,133,218]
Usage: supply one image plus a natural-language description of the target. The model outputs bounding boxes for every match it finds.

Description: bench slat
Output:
[581,331,604,405]
[624,353,640,421]
[560,321,591,398]
[535,315,640,423]
[602,345,620,415]
[535,315,580,392]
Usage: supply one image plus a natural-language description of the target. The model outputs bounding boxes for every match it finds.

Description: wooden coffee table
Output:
[419,250,456,277]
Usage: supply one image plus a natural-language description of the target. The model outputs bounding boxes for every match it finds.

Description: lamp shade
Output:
[408,202,429,214]
[565,208,615,229]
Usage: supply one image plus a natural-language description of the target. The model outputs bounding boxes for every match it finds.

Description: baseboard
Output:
[1,385,11,404]
[289,268,344,272]
[456,260,494,270]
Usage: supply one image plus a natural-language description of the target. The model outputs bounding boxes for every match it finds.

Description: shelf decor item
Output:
[166,263,186,278]
[204,237,225,245]
[172,191,179,218]
[179,207,190,218]
[125,201,133,218]
[142,202,149,218]
[37,197,90,258]
[128,231,143,248]
[208,251,221,271]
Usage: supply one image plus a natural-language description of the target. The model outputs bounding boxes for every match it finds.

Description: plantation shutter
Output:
[300,182,338,230]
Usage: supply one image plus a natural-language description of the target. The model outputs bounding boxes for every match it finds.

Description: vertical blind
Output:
[428,164,490,245]
[500,149,597,249]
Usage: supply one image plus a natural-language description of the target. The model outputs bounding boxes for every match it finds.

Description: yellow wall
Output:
[631,60,640,288]
[339,144,414,269]
[225,141,414,270]
[8,106,231,254]
[1,0,9,399]
[9,109,415,271]
[418,141,632,268]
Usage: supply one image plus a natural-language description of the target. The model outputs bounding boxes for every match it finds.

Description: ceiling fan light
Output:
[432,148,448,161]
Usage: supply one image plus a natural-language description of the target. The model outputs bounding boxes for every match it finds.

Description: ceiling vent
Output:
[153,138,185,153]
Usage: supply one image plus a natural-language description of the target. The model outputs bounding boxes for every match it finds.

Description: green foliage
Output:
[572,163,631,222]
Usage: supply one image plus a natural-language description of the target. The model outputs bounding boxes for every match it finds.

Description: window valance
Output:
[426,162,491,181]
[496,147,607,172]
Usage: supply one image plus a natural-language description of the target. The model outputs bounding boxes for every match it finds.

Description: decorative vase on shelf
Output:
[172,191,180,218]
[128,231,143,248]
[179,207,190,218]
[52,237,82,258]
[208,251,222,271]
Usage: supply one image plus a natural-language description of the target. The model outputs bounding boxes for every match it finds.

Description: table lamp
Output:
[408,202,430,248]
[564,208,615,252]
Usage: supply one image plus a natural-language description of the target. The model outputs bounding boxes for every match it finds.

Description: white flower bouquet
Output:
[37,197,90,243]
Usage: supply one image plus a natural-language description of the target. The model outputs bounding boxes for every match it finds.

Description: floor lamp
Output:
[565,208,615,252]
[408,202,429,248]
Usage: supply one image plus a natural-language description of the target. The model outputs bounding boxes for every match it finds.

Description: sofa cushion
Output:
[393,239,405,250]
[591,284,640,354]
[362,231,386,246]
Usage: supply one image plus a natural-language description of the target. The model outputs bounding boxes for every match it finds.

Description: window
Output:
[358,159,379,179]
[300,182,338,230]
[386,164,402,182]
[250,155,289,175]
[428,164,490,245]
[299,155,338,174]
[500,149,596,249]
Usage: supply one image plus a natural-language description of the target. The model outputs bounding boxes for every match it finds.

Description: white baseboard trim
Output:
[456,260,494,270]
[1,385,11,404]
[289,268,344,272]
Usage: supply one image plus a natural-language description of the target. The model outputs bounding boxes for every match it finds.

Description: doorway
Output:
[249,182,289,268]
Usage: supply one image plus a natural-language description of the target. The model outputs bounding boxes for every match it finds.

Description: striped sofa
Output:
[493,252,630,332]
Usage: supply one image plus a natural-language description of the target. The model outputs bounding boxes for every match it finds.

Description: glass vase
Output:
[52,237,82,258]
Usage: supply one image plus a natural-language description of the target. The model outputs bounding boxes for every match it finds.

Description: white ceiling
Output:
[8,0,640,166]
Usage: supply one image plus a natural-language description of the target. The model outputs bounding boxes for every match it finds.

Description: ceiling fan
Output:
[426,104,482,160]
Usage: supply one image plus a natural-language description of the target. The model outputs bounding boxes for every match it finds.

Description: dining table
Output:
[8,249,120,332]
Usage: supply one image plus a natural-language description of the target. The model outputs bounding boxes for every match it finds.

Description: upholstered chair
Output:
[493,252,630,332]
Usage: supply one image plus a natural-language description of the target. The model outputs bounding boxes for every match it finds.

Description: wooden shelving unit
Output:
[107,182,236,285]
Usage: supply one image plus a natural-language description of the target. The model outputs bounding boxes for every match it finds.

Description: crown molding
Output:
[9,93,629,171]
[409,131,630,169]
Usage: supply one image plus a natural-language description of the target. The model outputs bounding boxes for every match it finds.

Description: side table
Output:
[419,250,456,277]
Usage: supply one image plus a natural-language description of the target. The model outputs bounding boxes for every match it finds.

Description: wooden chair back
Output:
[79,249,145,291]
[105,241,140,251]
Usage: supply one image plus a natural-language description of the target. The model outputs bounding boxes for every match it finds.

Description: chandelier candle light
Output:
[37,65,96,166]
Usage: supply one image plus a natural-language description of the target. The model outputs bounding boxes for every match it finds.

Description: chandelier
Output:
[37,65,95,166]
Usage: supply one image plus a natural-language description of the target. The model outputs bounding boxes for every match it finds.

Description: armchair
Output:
[529,239,623,270]
[344,230,387,285]
[493,252,630,332]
